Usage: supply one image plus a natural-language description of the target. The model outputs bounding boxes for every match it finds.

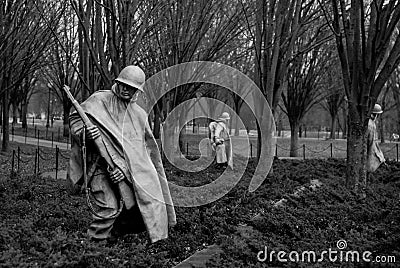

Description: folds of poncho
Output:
[68,90,176,243]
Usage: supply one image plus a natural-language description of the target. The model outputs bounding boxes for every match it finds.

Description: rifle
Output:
[63,85,136,211]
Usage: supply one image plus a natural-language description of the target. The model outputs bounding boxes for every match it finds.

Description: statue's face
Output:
[371,113,378,121]
[116,83,139,101]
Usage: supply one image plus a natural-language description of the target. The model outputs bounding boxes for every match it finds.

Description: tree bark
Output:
[394,89,400,135]
[346,107,367,198]
[234,116,240,136]
[2,88,10,152]
[298,124,302,138]
[342,107,347,139]
[330,113,337,139]
[21,98,28,129]
[63,102,70,137]
[290,122,299,157]
[153,107,161,139]
[12,101,18,125]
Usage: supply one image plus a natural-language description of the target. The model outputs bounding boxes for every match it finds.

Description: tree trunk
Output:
[153,108,161,139]
[394,91,400,135]
[346,109,367,198]
[63,102,70,137]
[330,113,337,139]
[234,116,240,136]
[179,115,186,155]
[277,118,282,137]
[21,98,28,129]
[2,88,10,152]
[290,123,299,157]
[12,101,18,125]
[298,124,302,138]
[342,108,347,139]
[256,121,261,159]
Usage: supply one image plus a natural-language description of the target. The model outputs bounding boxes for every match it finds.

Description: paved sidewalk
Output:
[174,245,222,268]
[10,134,69,150]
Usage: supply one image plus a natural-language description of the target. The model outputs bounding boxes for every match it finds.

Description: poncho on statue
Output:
[68,89,176,243]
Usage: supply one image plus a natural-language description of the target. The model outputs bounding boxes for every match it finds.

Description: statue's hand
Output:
[86,125,101,140]
[109,168,125,184]
[215,138,224,145]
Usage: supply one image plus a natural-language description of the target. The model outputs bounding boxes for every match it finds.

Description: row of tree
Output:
[1,0,400,197]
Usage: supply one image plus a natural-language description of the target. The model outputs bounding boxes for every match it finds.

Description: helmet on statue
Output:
[372,104,383,114]
[217,112,230,122]
[115,65,145,92]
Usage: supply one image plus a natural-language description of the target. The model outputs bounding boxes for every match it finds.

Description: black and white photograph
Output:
[0,0,400,267]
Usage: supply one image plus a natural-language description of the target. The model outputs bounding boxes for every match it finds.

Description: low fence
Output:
[183,140,400,161]
[9,145,70,179]
[4,124,70,145]
[274,143,399,160]
[5,138,400,180]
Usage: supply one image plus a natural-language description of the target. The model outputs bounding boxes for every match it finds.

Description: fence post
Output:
[303,144,306,160]
[55,146,59,180]
[34,149,37,175]
[275,143,278,157]
[17,146,20,173]
[330,143,333,158]
[11,124,14,141]
[37,148,40,174]
[11,150,15,174]
[250,143,253,158]
[37,130,40,147]
[51,132,54,148]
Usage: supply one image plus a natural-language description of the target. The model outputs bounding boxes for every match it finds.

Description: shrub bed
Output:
[0,158,399,267]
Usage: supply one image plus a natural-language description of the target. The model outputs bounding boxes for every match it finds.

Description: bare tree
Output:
[242,0,332,159]
[139,0,247,144]
[281,43,331,156]
[326,0,400,197]
[320,58,345,139]
[0,1,59,151]
[69,0,161,99]
[41,3,81,137]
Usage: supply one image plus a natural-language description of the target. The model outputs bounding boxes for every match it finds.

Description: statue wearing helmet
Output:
[115,66,145,91]
[366,103,385,173]
[68,65,176,243]
[209,112,233,169]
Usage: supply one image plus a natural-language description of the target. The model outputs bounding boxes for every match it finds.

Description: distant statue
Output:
[67,65,176,243]
[209,112,233,169]
[390,133,399,142]
[367,104,385,173]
